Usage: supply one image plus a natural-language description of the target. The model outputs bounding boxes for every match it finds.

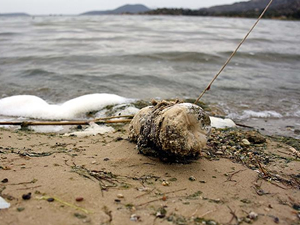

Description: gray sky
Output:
[0,0,248,15]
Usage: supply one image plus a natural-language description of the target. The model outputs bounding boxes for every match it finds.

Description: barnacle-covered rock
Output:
[128,100,211,161]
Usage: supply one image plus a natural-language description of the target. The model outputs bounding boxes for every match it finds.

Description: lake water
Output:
[0,15,299,138]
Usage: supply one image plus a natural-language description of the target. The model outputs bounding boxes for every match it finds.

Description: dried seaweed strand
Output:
[37,195,92,214]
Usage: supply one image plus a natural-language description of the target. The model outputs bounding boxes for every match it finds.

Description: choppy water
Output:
[0,15,299,138]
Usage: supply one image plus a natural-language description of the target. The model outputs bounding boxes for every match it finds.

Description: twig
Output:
[255,157,268,177]
[235,123,254,129]
[227,206,239,225]
[199,209,216,218]
[195,0,274,104]
[16,185,42,190]
[137,188,187,207]
[136,198,164,207]
[135,188,156,199]
[226,169,246,182]
[163,188,187,195]
[0,119,131,127]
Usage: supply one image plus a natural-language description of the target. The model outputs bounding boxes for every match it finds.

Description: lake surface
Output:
[0,15,299,137]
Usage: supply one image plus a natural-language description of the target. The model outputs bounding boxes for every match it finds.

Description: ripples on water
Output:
[0,15,299,137]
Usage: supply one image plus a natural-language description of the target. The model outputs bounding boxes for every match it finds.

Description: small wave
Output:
[240,110,283,119]
[22,69,55,78]
[0,32,21,36]
[127,51,221,63]
[219,51,300,62]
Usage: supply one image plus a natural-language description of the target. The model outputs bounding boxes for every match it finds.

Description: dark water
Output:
[0,15,299,137]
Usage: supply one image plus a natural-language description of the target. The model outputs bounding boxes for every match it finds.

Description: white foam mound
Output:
[0,94,129,120]
[210,116,236,129]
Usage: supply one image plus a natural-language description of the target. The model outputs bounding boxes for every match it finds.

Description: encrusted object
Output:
[128,100,211,161]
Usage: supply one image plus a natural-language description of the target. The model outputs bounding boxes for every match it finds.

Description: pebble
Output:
[1,178,8,183]
[189,176,196,181]
[162,181,169,186]
[242,139,251,146]
[130,214,140,221]
[216,151,223,155]
[22,193,31,200]
[47,198,55,202]
[76,197,84,202]
[117,194,124,198]
[248,211,258,220]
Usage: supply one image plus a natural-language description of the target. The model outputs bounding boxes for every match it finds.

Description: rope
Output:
[194,0,274,104]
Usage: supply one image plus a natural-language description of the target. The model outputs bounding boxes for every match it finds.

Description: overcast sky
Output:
[1,0,248,15]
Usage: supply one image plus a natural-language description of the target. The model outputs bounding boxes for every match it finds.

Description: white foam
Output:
[64,122,114,137]
[31,126,64,133]
[0,94,129,120]
[210,116,236,128]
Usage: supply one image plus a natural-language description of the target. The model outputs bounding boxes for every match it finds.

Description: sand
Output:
[0,125,299,225]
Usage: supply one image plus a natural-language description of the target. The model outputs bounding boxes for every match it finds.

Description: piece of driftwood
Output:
[129,100,211,161]
[0,119,132,127]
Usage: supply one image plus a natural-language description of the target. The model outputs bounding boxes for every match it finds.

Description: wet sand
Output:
[0,126,299,225]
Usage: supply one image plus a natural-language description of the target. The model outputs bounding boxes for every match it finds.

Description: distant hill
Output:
[0,13,30,17]
[199,0,300,19]
[81,4,150,15]
[145,0,300,20]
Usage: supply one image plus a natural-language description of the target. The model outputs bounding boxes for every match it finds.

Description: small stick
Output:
[16,185,42,190]
[227,206,239,225]
[163,188,187,195]
[135,188,156,199]
[137,188,187,207]
[226,169,246,182]
[0,119,132,126]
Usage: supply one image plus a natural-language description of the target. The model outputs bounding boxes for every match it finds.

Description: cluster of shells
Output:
[128,100,211,161]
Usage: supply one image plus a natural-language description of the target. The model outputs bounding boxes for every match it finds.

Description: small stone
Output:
[242,139,251,146]
[115,199,121,203]
[47,197,55,202]
[1,178,8,183]
[91,160,96,164]
[103,158,110,161]
[76,197,84,202]
[221,145,227,150]
[162,181,169,186]
[274,217,279,224]
[216,151,223,155]
[189,176,196,181]
[199,180,206,183]
[294,129,300,135]
[22,193,31,200]
[17,207,25,212]
[117,194,124,198]
[130,214,140,221]
[248,211,258,220]
[115,137,123,141]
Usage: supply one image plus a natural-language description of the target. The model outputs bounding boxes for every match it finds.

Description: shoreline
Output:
[0,125,299,224]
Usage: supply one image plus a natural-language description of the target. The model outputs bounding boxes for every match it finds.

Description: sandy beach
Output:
[0,124,299,225]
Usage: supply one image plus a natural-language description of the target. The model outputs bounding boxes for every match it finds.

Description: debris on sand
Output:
[129,100,211,161]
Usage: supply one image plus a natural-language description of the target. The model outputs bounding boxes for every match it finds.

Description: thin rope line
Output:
[194,0,274,104]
